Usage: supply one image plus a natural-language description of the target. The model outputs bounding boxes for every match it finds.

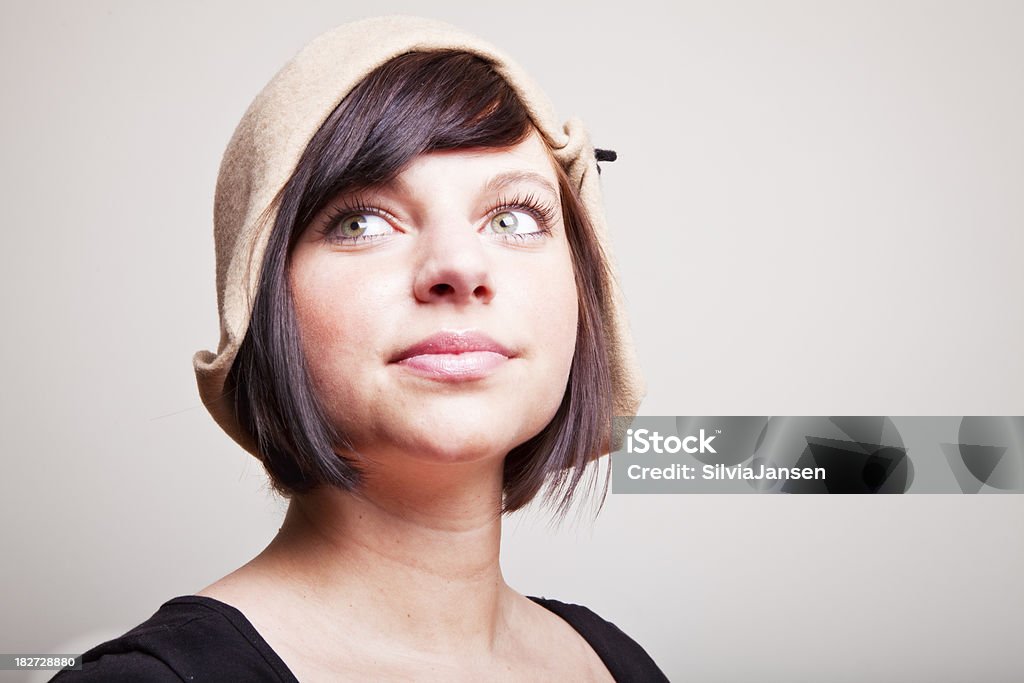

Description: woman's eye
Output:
[488,210,541,236]
[329,212,393,240]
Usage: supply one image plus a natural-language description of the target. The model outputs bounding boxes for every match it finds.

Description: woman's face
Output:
[289,131,578,469]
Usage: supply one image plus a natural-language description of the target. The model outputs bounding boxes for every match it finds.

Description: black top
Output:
[50,595,669,682]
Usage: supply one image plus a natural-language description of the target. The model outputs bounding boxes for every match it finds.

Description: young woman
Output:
[53,15,663,682]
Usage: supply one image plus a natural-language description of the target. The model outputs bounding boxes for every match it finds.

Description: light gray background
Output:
[2,1,1022,682]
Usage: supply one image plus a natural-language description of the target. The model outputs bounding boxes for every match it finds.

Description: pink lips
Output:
[391,331,514,381]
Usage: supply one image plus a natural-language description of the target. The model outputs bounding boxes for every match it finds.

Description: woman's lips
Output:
[390,330,514,382]
[395,351,509,380]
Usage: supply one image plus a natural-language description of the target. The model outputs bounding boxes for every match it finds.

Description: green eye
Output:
[489,210,540,235]
[338,214,371,237]
[328,212,393,242]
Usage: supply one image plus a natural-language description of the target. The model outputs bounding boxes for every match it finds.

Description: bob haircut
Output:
[227,50,614,516]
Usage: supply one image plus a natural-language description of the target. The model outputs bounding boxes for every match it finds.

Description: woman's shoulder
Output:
[526,595,670,682]
[49,595,296,682]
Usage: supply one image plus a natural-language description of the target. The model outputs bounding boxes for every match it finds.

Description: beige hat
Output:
[193,14,645,460]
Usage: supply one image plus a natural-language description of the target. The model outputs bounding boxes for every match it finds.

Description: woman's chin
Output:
[402,427,532,464]
[327,391,562,469]
[348,420,540,469]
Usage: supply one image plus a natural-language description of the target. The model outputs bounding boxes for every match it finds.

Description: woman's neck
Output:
[217,454,518,657]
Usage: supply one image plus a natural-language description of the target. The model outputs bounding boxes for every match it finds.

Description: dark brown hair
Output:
[228,50,613,516]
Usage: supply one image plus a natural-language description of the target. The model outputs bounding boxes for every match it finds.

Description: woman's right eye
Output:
[324,212,395,242]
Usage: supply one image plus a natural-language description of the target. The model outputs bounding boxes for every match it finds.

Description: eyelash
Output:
[317,192,558,245]
[317,194,386,245]
[492,192,558,241]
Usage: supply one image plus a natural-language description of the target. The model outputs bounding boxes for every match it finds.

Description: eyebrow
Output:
[375,169,559,200]
[483,170,559,199]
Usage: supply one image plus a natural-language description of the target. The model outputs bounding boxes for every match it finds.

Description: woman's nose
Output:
[413,220,497,303]
[412,226,495,305]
